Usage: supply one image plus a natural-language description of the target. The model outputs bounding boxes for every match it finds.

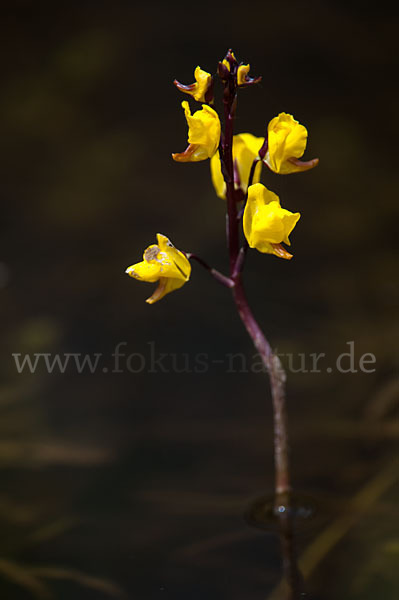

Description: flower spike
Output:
[264,113,319,174]
[243,183,300,259]
[174,66,214,104]
[125,234,191,304]
[172,101,221,162]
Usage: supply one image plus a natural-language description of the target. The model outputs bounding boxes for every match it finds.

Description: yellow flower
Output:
[265,112,319,174]
[237,63,262,86]
[125,234,191,304]
[237,64,250,85]
[172,101,221,162]
[243,183,300,259]
[174,66,212,103]
[210,133,264,199]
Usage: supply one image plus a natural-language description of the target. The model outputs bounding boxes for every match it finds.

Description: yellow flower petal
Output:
[265,112,318,174]
[210,133,264,199]
[243,183,300,258]
[237,64,250,85]
[146,277,186,305]
[236,63,261,86]
[210,150,225,199]
[125,259,161,282]
[172,101,221,163]
[185,102,219,148]
[125,234,191,303]
[174,66,212,103]
[234,134,263,192]
[156,233,191,281]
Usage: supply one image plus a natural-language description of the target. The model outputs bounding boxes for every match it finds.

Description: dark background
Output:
[1,1,398,599]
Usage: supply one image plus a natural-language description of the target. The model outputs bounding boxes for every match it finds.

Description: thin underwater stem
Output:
[278,509,305,600]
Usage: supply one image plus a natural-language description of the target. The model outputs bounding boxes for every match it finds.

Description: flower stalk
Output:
[186,253,234,289]
[220,52,301,599]
[222,90,239,271]
[233,278,290,498]
[218,51,291,504]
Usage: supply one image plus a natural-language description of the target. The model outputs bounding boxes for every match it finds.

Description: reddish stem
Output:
[186,253,234,288]
[222,89,239,273]
[219,66,291,503]
[232,276,290,497]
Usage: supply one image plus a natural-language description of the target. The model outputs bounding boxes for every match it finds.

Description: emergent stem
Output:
[220,67,291,503]
[222,90,239,273]
[232,276,290,498]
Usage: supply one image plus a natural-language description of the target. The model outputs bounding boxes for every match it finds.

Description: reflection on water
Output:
[1,0,398,598]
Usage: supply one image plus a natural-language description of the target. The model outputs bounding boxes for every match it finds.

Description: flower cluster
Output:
[126,50,318,302]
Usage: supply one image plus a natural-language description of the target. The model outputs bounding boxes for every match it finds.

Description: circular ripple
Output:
[245,493,317,533]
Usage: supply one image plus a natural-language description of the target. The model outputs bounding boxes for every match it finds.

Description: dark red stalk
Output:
[231,278,290,496]
[187,51,301,597]
[218,57,301,598]
[186,253,234,288]
[222,86,239,273]
[219,61,291,503]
